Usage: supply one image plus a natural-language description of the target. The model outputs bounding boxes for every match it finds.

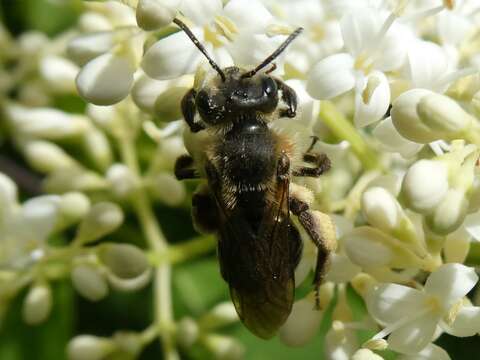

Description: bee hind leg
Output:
[292,152,331,178]
[289,192,335,308]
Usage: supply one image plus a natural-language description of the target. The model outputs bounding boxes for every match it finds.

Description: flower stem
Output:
[148,236,216,266]
[119,135,179,360]
[319,101,381,170]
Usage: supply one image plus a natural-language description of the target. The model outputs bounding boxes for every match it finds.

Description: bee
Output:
[173,18,333,339]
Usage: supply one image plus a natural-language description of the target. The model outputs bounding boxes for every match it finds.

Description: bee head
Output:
[195,67,279,125]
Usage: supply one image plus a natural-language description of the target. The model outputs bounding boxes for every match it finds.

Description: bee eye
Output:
[196,89,225,125]
[262,78,277,97]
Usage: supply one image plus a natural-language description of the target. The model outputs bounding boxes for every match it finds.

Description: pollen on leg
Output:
[311,210,337,252]
[290,183,314,206]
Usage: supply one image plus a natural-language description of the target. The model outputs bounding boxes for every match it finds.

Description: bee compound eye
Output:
[263,77,277,97]
[196,90,225,124]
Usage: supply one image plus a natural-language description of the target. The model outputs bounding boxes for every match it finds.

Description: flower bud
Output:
[56,192,91,229]
[0,173,18,218]
[23,140,77,173]
[71,264,109,302]
[113,331,143,357]
[154,86,190,121]
[362,187,402,232]
[97,243,149,280]
[67,335,115,360]
[352,349,385,360]
[401,159,449,213]
[199,302,239,330]
[426,188,468,235]
[82,129,113,171]
[177,317,199,348]
[39,55,79,93]
[106,164,139,198]
[106,268,152,292]
[6,104,88,139]
[149,172,186,206]
[416,93,474,135]
[131,75,170,112]
[279,293,323,346]
[136,0,180,31]
[76,52,135,106]
[22,283,52,325]
[203,335,245,360]
[391,89,440,143]
[75,202,124,244]
[86,104,117,133]
[44,169,109,193]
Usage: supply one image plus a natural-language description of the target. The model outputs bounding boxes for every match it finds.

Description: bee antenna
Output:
[173,18,226,82]
[241,27,303,79]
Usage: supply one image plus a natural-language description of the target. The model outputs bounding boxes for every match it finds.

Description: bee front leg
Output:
[182,88,205,133]
[289,188,335,308]
[275,79,297,118]
[174,154,199,180]
[292,152,331,178]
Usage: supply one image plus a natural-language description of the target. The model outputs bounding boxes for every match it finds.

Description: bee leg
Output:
[191,184,219,234]
[174,154,199,180]
[275,79,297,118]
[292,152,331,178]
[181,88,205,133]
[289,196,332,308]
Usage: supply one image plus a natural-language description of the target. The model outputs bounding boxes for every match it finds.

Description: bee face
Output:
[196,67,279,126]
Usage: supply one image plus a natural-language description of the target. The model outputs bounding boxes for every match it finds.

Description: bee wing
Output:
[226,176,295,339]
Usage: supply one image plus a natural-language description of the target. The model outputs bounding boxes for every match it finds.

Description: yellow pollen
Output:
[354,54,373,74]
[444,0,455,10]
[214,15,238,43]
[362,75,382,105]
[425,296,443,314]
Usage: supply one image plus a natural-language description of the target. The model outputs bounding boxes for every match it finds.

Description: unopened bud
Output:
[76,52,135,106]
[82,129,113,171]
[23,283,52,325]
[203,334,245,360]
[149,172,186,206]
[426,188,469,235]
[199,302,239,330]
[44,168,109,193]
[24,140,77,173]
[154,86,189,121]
[59,192,91,222]
[39,55,79,93]
[71,264,109,302]
[67,31,115,66]
[177,317,199,348]
[131,75,170,112]
[136,0,180,31]
[97,243,148,280]
[75,202,124,244]
[113,331,143,357]
[106,164,139,198]
[363,339,388,351]
[362,187,402,232]
[354,348,385,359]
[67,335,115,360]
[279,293,323,347]
[416,93,474,135]
[401,159,449,213]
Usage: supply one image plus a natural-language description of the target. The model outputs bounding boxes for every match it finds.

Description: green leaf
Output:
[24,0,81,36]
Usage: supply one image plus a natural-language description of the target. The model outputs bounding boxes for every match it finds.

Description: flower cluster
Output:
[1,0,480,359]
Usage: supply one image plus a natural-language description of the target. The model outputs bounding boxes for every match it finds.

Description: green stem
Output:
[119,135,179,360]
[319,101,381,170]
[148,236,216,266]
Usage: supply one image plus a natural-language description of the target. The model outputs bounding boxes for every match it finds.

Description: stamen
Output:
[401,5,445,23]
[439,67,479,88]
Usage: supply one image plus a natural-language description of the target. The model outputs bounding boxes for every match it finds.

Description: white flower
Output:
[397,343,451,360]
[307,7,409,127]
[366,263,479,354]
[142,0,285,80]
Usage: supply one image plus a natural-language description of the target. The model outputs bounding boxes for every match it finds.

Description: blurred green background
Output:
[0,1,478,359]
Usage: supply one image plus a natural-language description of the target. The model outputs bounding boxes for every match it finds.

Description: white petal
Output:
[340,8,379,57]
[279,295,323,346]
[354,71,390,127]
[142,30,204,79]
[443,306,480,337]
[180,0,222,26]
[373,117,423,158]
[131,75,171,112]
[326,253,361,283]
[463,212,480,241]
[437,12,473,46]
[67,31,115,66]
[407,41,450,92]
[223,0,273,33]
[307,53,355,99]
[0,173,18,215]
[366,283,428,326]
[228,33,285,71]
[76,53,134,106]
[373,23,410,71]
[362,186,401,231]
[397,343,451,360]
[424,264,478,308]
[387,313,438,355]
